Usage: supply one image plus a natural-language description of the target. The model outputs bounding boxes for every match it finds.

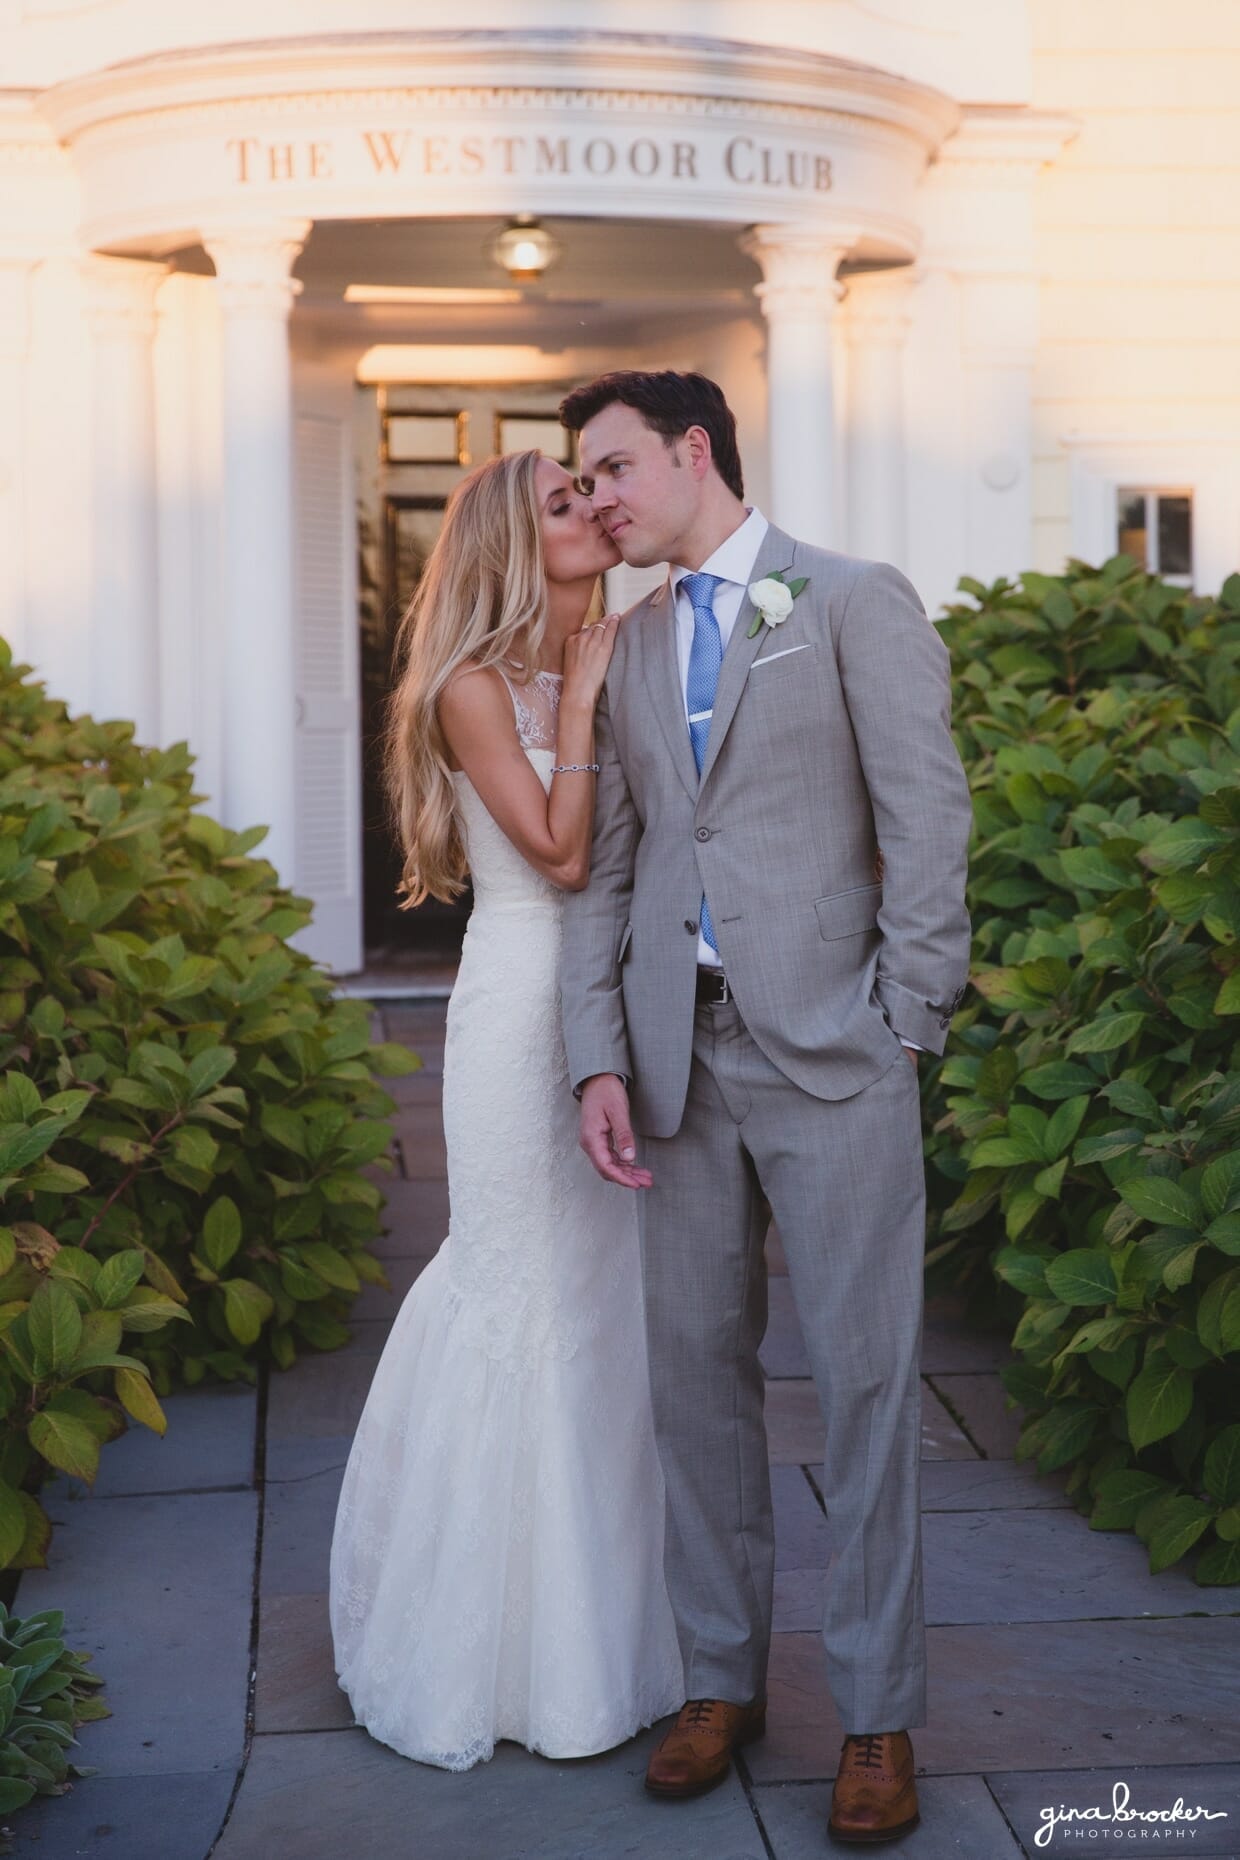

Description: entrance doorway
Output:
[355,381,578,964]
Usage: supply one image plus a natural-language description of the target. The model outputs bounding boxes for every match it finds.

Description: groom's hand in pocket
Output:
[579,1075,653,1190]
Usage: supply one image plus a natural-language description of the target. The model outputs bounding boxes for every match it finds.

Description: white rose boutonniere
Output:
[747,570,809,638]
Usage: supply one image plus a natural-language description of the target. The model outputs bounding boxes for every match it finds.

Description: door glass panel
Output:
[1157,494,1192,578]
[1116,489,1148,568]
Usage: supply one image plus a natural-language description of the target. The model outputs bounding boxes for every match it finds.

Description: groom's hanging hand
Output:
[579,1074,653,1190]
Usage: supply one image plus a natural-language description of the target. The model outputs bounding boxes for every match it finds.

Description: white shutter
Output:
[292,406,363,975]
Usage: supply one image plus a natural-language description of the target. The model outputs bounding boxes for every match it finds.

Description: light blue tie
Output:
[682,571,724,956]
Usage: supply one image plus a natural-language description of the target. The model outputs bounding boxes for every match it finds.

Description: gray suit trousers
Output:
[636,995,928,1734]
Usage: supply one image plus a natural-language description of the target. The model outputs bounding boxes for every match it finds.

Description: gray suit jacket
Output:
[560,523,973,1139]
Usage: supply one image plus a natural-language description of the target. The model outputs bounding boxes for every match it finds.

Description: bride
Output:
[328,448,683,1771]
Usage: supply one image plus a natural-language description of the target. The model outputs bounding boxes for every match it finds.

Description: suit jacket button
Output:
[685,920,698,934]
[695,827,711,842]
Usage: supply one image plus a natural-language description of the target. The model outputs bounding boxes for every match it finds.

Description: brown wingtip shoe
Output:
[644,1697,767,1798]
[828,1730,920,1844]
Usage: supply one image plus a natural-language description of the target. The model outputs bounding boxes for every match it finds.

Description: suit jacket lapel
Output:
[697,521,798,790]
[639,579,700,803]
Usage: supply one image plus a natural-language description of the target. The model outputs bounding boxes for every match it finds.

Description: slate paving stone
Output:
[766,1379,977,1466]
[254,1592,353,1733]
[265,1431,354,1484]
[920,1458,1071,1511]
[760,1273,811,1379]
[389,1115,449,1179]
[213,1725,767,1860]
[772,1465,832,1632]
[921,1294,1013,1375]
[19,1490,256,1778]
[349,1248,431,1318]
[923,1507,1240,1626]
[338,1315,395,1354]
[266,1350,382,1441]
[773,1465,831,1569]
[986,1762,1240,1858]
[927,1370,1026,1458]
[261,1461,345,1597]
[371,1173,451,1254]
[752,1774,1025,1858]
[9,1769,236,1860]
[85,1383,256,1498]
[919,1382,980,1461]
[749,1618,1240,1785]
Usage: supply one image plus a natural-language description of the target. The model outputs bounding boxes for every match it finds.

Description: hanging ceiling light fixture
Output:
[490,215,560,283]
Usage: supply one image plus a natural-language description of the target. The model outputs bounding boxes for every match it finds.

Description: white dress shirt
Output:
[668,507,924,1053]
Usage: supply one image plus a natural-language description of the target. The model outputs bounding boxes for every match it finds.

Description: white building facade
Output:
[2,1,1237,972]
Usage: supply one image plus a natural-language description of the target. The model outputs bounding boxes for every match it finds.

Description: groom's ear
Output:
[682,423,714,482]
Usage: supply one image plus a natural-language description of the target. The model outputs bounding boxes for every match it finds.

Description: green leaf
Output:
[220,1280,274,1347]
[113,1367,166,1436]
[298,1242,358,1294]
[0,1483,26,1569]
[1147,1495,1215,1574]
[27,1410,100,1484]
[1059,846,1134,892]
[201,1198,243,1275]
[1203,1424,1240,1504]
[187,1045,236,1096]
[1119,1177,1202,1230]
[25,1282,82,1380]
[1126,1362,1193,1451]
[1202,1152,1240,1221]
[1205,1213,1240,1257]
[94,1251,145,1310]
[1044,1248,1117,1307]
[0,1778,34,1811]
[1019,1399,1102,1473]
[1197,1266,1240,1357]
[1195,1537,1240,1584]
[1067,1013,1146,1055]
[366,1043,422,1078]
[968,1137,1043,1169]
[993,1248,1049,1296]
[1144,818,1227,871]
[1021,1062,1099,1101]
[1044,1096,1090,1158]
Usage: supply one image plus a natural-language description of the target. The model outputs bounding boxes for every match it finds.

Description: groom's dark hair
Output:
[559,370,744,501]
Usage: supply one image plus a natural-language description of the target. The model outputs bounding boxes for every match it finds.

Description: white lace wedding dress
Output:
[329,667,683,1771]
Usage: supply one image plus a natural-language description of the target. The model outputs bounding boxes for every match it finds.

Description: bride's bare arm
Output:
[437,622,618,892]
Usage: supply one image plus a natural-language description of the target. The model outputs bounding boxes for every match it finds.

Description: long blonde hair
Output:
[384,449,550,906]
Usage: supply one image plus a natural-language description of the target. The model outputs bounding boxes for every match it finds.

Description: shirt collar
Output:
[669,507,770,600]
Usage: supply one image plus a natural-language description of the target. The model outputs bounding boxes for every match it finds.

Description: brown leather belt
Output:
[695,967,732,1006]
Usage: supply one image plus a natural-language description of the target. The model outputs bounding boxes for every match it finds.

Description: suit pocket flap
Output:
[814,884,882,941]
[616,922,633,964]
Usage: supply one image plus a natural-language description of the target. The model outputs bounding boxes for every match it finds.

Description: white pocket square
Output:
[752,644,812,668]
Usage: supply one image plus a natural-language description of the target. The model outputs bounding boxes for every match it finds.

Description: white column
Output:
[959,274,1038,584]
[85,256,165,742]
[740,225,858,547]
[0,263,32,663]
[202,220,308,887]
[844,267,914,568]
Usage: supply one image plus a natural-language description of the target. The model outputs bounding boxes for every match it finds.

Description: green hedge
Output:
[0,643,416,1566]
[0,1601,107,1814]
[924,556,1240,1585]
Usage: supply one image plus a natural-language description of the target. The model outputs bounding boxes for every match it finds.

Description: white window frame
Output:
[1114,485,1194,588]
[1064,435,1240,596]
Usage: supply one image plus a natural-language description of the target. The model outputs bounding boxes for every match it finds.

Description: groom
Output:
[558,371,972,1845]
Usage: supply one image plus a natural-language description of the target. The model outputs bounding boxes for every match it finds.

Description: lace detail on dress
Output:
[498,664,561,751]
[328,724,684,1773]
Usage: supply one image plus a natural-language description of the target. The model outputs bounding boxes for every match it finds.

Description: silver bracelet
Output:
[551,762,600,774]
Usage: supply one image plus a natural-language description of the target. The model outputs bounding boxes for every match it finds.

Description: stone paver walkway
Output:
[9,1000,1240,1859]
